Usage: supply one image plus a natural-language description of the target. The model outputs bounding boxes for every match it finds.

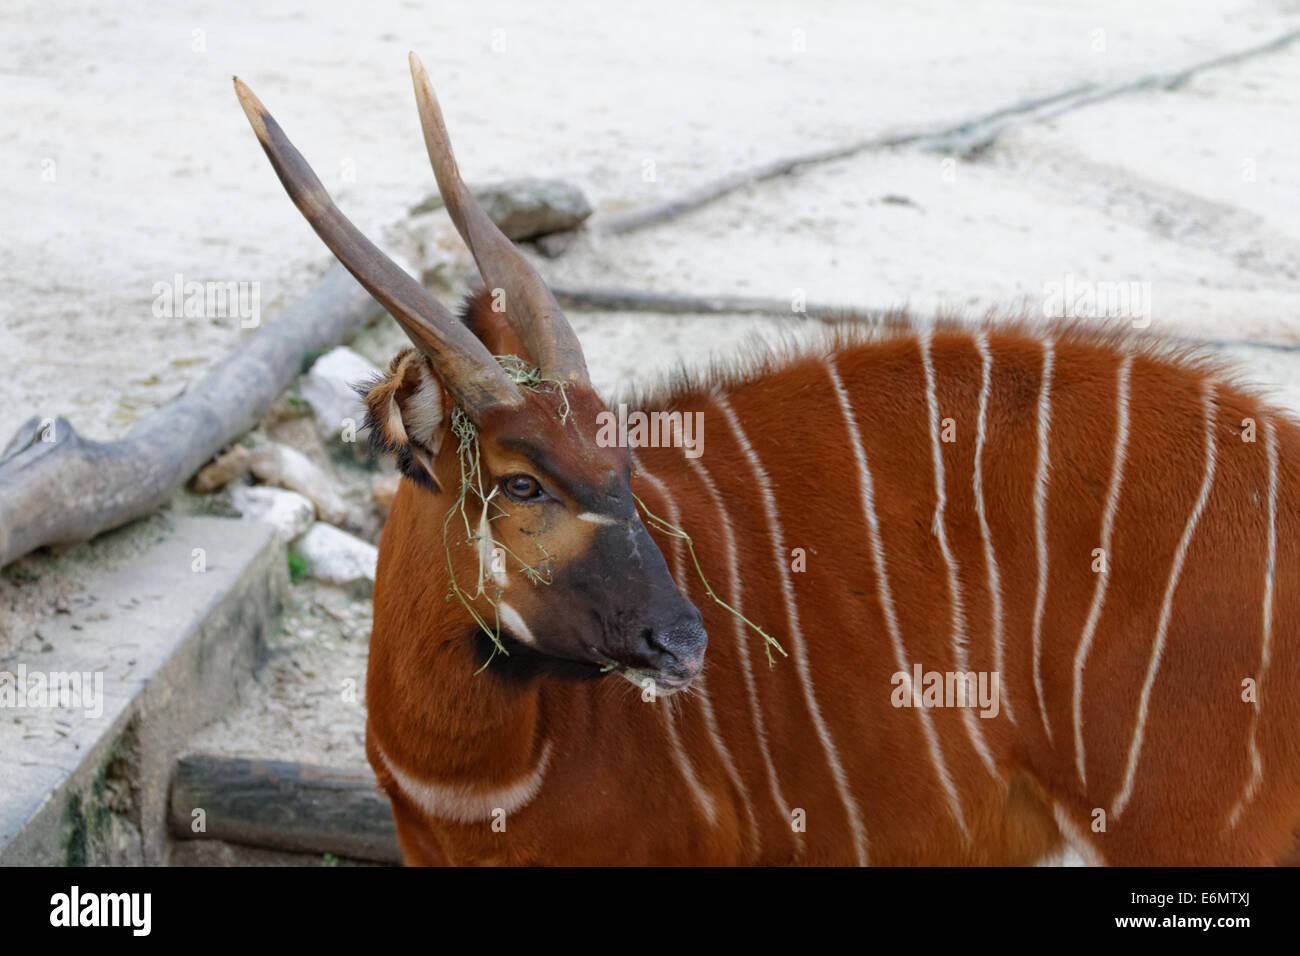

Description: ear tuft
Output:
[362,349,448,490]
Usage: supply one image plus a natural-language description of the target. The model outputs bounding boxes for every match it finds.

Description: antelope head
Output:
[234,54,706,693]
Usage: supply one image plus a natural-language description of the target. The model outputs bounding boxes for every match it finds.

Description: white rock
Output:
[248,443,349,526]
[295,523,378,588]
[228,485,316,542]
[409,179,594,240]
[300,346,381,444]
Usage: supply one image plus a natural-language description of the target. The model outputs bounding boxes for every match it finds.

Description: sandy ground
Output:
[8,0,1300,439]
[7,1,1300,862]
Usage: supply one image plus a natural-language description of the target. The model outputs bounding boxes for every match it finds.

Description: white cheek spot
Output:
[498,602,537,646]
[577,512,619,525]
[475,486,508,588]
[476,525,507,589]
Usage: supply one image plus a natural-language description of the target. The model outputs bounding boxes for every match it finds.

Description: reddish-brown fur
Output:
[233,60,1300,866]
[366,301,1300,865]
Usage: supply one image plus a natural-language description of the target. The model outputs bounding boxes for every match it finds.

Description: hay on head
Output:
[443,355,782,673]
[443,356,569,671]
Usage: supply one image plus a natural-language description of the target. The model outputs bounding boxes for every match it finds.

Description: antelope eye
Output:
[501,474,545,502]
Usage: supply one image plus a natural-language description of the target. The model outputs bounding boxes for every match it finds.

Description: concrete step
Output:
[0,516,287,865]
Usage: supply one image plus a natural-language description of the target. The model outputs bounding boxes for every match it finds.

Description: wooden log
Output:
[0,263,384,568]
[550,284,905,326]
[552,285,1300,359]
[169,753,400,864]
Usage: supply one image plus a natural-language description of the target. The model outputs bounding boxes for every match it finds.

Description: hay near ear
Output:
[444,356,783,673]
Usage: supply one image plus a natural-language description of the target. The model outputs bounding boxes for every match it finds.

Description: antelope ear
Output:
[362,349,450,491]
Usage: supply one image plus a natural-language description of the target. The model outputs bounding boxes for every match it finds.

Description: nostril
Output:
[636,627,683,670]
[635,620,706,677]
[643,628,676,657]
[640,631,680,673]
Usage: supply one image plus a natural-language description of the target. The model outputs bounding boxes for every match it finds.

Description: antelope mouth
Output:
[611,665,698,697]
[582,645,700,696]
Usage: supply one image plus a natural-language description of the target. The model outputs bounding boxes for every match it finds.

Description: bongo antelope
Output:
[234,55,1300,865]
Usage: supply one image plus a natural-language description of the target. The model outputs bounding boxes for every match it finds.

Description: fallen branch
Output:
[553,284,1300,362]
[550,284,902,325]
[599,28,1300,235]
[169,753,399,864]
[0,263,384,568]
[948,27,1300,156]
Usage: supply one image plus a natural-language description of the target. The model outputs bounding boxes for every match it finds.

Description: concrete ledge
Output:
[0,516,287,865]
